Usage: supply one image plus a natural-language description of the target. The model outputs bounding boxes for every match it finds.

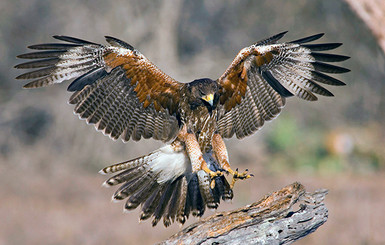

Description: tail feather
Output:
[212,175,234,202]
[140,187,163,221]
[125,180,159,210]
[197,171,217,209]
[164,178,183,225]
[187,174,205,217]
[113,171,155,200]
[204,151,233,201]
[100,143,233,227]
[152,180,178,227]
[102,152,159,186]
[112,178,137,200]
[176,178,188,224]
[103,166,144,186]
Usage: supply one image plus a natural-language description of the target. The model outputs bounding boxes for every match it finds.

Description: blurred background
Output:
[1,0,384,244]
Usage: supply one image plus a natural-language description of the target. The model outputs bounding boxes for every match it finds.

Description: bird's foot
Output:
[227,168,254,189]
[202,166,224,189]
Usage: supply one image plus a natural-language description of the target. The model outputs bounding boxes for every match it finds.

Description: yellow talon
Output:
[210,179,216,189]
[210,170,223,178]
[202,166,223,189]
[229,168,253,189]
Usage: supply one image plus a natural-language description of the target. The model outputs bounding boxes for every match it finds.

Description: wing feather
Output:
[109,92,132,139]
[217,32,349,139]
[16,36,182,142]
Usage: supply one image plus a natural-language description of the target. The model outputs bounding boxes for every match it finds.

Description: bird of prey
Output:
[15,31,349,227]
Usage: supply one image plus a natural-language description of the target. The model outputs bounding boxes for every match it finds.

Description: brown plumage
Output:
[15,31,349,226]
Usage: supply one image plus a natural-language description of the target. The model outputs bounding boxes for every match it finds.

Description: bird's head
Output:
[187,78,219,111]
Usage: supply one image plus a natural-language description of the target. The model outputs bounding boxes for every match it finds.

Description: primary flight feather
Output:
[15,31,349,226]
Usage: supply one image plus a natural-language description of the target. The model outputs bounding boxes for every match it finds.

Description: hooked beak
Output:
[202,93,214,106]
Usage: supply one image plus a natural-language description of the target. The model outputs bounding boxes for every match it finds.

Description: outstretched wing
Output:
[217,32,350,139]
[15,36,183,142]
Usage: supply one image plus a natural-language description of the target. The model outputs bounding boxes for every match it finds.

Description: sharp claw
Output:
[205,170,225,189]
[210,179,216,189]
[212,170,223,178]
[227,167,253,189]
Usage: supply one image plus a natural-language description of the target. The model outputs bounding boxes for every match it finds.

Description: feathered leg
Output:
[176,125,223,188]
[212,133,253,188]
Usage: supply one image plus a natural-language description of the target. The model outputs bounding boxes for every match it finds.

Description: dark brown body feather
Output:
[179,85,219,152]
[15,32,349,227]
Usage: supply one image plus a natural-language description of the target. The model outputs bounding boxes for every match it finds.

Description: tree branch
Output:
[159,182,328,245]
[344,0,385,54]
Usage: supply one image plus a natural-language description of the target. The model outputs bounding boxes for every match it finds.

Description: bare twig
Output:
[344,0,385,54]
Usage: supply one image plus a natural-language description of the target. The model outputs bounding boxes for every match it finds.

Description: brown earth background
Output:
[1,0,385,244]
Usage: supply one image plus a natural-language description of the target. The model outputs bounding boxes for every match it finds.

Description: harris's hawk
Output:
[15,32,349,226]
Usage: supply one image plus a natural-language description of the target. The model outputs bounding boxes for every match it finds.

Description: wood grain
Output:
[159,182,328,245]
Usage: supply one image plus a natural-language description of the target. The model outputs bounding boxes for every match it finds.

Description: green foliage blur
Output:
[1,0,384,178]
[265,116,383,175]
[1,1,385,244]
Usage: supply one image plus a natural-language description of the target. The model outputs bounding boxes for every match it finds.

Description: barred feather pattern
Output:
[15,35,182,142]
[67,67,180,141]
[217,32,349,139]
[15,32,349,227]
[218,66,286,139]
[15,42,104,88]
[100,143,233,227]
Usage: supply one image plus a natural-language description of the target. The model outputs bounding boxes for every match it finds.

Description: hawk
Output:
[15,31,349,227]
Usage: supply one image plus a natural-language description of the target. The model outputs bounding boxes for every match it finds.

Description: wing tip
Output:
[105,36,135,51]
[52,35,68,42]
[304,42,343,51]
[52,35,98,45]
[290,33,325,44]
[27,44,40,50]
[21,81,44,89]
[274,30,289,40]
[334,42,343,48]
[313,61,351,74]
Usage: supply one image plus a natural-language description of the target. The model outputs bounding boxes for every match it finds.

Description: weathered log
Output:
[159,182,328,245]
